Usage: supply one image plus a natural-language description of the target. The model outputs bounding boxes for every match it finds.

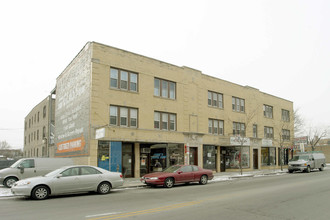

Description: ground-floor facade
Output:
[93,138,291,178]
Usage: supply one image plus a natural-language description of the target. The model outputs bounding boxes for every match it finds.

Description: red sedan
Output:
[140,165,214,188]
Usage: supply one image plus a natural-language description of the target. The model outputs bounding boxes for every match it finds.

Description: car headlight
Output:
[15,180,31,186]
[149,177,158,180]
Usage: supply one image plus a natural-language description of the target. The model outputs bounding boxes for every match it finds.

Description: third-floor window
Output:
[281,109,290,122]
[154,78,176,99]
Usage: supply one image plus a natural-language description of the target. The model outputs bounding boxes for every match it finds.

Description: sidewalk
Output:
[120,168,288,188]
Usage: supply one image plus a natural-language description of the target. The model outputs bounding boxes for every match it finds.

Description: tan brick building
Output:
[48,42,294,177]
[24,95,55,158]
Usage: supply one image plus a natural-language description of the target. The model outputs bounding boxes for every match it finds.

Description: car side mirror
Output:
[18,166,24,174]
[177,171,183,174]
[56,174,63,178]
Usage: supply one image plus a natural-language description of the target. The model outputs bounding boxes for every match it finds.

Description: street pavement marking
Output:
[86,200,203,220]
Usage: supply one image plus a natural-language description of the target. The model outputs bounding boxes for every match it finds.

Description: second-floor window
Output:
[232,97,245,113]
[208,119,224,135]
[233,122,245,136]
[154,78,176,99]
[208,91,223,108]
[154,111,176,131]
[253,124,258,138]
[264,126,274,139]
[264,105,273,119]
[110,67,138,92]
[110,105,138,128]
[282,129,290,141]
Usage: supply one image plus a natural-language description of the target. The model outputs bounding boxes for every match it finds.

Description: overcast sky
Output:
[1,0,329,149]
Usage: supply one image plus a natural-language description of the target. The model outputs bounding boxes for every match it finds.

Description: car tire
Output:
[164,178,174,188]
[32,186,50,200]
[319,165,325,171]
[199,175,208,185]
[4,177,18,188]
[97,182,111,194]
[288,170,294,173]
[306,166,311,173]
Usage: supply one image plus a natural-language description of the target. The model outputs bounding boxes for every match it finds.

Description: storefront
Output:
[140,143,184,176]
[261,147,276,166]
[97,141,184,177]
[220,146,250,170]
[203,145,216,170]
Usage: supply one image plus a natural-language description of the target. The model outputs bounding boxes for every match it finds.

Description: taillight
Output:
[120,174,123,178]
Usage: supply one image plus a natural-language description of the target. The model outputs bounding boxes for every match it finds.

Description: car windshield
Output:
[291,155,309,161]
[162,165,181,173]
[10,159,22,168]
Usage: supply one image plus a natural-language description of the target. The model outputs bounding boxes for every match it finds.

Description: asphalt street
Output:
[1,169,330,220]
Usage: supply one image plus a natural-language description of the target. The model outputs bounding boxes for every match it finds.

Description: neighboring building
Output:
[304,138,330,163]
[48,41,294,177]
[24,94,55,157]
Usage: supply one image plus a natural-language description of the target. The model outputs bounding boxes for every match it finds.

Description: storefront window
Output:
[168,144,184,166]
[203,145,216,170]
[261,147,276,166]
[225,146,250,169]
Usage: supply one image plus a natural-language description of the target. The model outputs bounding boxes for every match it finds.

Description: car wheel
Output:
[319,165,325,171]
[164,178,174,188]
[306,166,311,173]
[98,182,111,194]
[32,186,50,200]
[4,177,18,188]
[288,170,294,173]
[199,175,208,185]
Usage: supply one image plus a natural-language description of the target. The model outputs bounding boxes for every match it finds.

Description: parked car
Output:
[141,165,213,188]
[11,165,124,200]
[288,151,326,173]
[0,158,74,188]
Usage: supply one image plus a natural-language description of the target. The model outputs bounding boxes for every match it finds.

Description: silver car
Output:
[11,165,124,200]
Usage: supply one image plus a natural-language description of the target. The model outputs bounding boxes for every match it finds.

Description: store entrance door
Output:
[253,149,258,169]
[189,147,198,166]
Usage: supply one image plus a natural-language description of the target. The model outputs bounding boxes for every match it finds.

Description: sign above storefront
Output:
[95,128,105,139]
[230,136,250,146]
[262,139,273,147]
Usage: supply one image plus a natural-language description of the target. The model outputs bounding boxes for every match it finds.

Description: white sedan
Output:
[11,165,124,200]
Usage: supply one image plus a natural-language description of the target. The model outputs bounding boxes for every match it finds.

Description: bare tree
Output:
[0,140,12,149]
[307,128,327,151]
[293,108,305,136]
[227,108,258,175]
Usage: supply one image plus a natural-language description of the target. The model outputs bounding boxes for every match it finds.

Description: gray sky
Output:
[1,0,329,149]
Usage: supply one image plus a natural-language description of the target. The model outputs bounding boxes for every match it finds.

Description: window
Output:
[282,109,290,122]
[232,97,245,112]
[233,122,245,136]
[154,112,160,129]
[110,67,138,92]
[43,106,47,118]
[42,126,46,139]
[109,105,138,128]
[253,124,258,138]
[120,107,128,126]
[19,159,35,168]
[154,78,176,99]
[208,119,224,135]
[81,167,102,175]
[61,167,80,176]
[264,105,273,118]
[264,126,274,139]
[282,129,290,141]
[208,91,223,108]
[261,147,276,166]
[154,111,176,131]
